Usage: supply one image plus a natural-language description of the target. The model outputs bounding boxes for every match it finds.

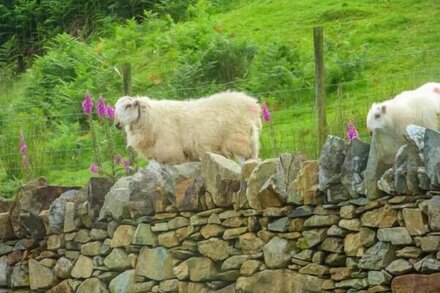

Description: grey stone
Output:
[320,237,343,253]
[221,255,252,271]
[77,278,109,293]
[71,255,93,278]
[341,138,370,198]
[396,246,422,258]
[53,257,74,279]
[0,243,13,256]
[298,228,327,249]
[91,229,108,240]
[338,219,362,231]
[318,135,348,191]
[109,270,135,293]
[385,259,413,275]
[378,168,396,195]
[327,225,348,237]
[0,256,8,286]
[104,248,131,270]
[10,263,29,288]
[202,153,241,207]
[29,259,58,290]
[368,270,392,285]
[263,236,294,268]
[423,128,440,187]
[427,196,440,231]
[48,189,84,233]
[81,241,102,256]
[178,257,218,282]
[268,217,290,232]
[414,254,440,272]
[335,278,368,289]
[288,206,314,218]
[377,227,412,245]
[365,128,395,199]
[359,242,397,270]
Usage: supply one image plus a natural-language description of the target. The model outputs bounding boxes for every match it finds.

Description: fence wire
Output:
[0,47,439,184]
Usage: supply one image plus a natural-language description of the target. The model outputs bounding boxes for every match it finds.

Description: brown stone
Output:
[198,238,232,261]
[174,178,202,212]
[421,236,440,252]
[391,273,440,292]
[223,227,248,240]
[111,225,135,248]
[239,233,265,254]
[288,160,319,205]
[48,280,74,293]
[71,255,93,278]
[402,208,428,236]
[158,231,179,248]
[330,267,352,281]
[361,206,397,228]
[200,224,225,239]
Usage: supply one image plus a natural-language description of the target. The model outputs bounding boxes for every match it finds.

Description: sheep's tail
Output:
[250,120,261,159]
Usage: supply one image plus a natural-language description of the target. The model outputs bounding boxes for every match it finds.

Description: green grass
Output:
[0,0,439,189]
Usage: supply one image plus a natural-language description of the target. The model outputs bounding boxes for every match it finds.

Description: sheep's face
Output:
[366,102,387,136]
[114,96,140,129]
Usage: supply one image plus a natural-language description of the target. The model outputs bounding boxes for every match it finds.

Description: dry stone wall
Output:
[1,129,440,292]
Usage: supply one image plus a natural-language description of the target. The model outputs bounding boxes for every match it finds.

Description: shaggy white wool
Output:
[114,91,262,165]
[366,82,440,163]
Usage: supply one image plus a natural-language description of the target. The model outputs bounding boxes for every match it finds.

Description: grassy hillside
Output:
[0,0,439,196]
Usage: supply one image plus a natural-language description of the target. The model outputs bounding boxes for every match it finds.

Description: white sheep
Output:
[114,91,262,165]
[366,82,440,163]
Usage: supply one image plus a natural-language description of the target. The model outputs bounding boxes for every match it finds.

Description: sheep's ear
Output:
[381,104,386,114]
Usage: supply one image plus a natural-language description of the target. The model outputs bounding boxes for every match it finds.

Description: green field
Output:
[0,0,439,196]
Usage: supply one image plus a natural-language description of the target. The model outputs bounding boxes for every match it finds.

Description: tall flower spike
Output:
[82,92,94,115]
[347,121,359,141]
[261,102,272,122]
[97,96,107,118]
[106,104,115,120]
[89,164,101,174]
[19,133,27,155]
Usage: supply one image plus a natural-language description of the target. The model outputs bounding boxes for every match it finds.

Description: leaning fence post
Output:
[313,27,328,150]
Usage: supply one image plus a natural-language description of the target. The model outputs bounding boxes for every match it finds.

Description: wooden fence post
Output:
[121,63,136,170]
[122,63,132,96]
[313,27,328,150]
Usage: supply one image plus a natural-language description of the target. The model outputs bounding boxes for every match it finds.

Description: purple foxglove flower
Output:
[123,160,130,171]
[82,92,94,115]
[19,133,27,155]
[89,164,101,174]
[347,121,359,141]
[114,154,122,165]
[262,102,272,122]
[97,96,107,118]
[106,105,115,120]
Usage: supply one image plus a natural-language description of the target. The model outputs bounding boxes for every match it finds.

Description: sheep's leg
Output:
[153,142,186,165]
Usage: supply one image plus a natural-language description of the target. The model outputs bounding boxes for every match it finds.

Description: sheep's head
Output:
[114,96,141,129]
[366,102,387,136]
